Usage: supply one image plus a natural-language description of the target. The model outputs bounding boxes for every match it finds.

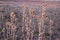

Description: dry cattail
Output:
[49,19,54,26]
[10,12,16,18]
[42,13,46,17]
[29,8,34,15]
[45,16,49,20]
[41,3,47,7]
[11,25,16,30]
[6,21,11,27]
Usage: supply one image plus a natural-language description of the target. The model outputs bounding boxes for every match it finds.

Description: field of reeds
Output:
[0,1,60,40]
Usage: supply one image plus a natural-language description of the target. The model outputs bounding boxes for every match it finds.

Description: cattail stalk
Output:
[38,3,47,40]
[10,12,16,40]
[49,19,54,40]
[6,21,11,40]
